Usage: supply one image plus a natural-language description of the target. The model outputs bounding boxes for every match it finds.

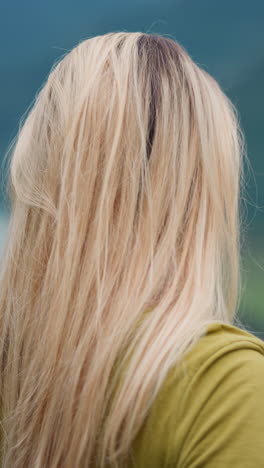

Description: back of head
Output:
[0,32,244,467]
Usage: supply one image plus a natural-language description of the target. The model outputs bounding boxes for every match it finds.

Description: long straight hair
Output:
[0,32,245,467]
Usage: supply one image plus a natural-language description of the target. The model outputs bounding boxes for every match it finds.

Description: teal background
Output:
[0,0,263,336]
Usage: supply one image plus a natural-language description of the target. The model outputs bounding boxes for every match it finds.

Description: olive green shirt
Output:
[131,322,264,467]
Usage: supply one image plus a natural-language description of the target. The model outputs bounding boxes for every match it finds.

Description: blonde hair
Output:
[0,32,245,467]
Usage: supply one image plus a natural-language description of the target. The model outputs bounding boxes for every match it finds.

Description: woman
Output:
[0,32,263,468]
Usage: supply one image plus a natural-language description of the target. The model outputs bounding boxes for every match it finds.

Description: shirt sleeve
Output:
[170,345,264,468]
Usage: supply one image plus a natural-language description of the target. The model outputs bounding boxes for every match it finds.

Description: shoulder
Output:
[131,322,264,468]
[163,321,264,396]
[176,321,264,385]
[162,322,264,467]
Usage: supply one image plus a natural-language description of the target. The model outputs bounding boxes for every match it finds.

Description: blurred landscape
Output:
[0,0,263,335]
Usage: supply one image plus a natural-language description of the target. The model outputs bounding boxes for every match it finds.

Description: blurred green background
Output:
[0,0,263,337]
